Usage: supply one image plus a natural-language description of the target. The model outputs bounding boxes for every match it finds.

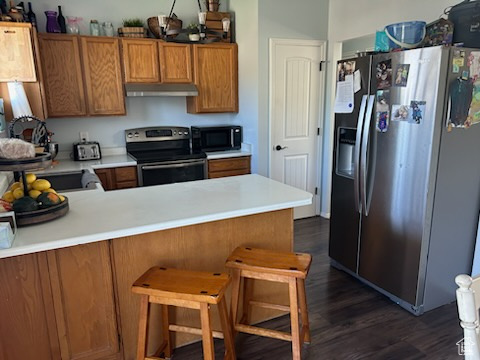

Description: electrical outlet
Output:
[79,131,89,142]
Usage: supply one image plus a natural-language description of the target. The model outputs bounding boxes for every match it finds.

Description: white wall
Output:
[33,0,241,156]
[320,0,455,216]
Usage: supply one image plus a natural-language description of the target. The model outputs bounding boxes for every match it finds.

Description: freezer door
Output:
[329,55,371,272]
[358,47,446,305]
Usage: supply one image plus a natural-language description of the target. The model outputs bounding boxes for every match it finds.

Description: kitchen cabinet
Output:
[38,34,125,118]
[0,22,36,82]
[121,39,192,84]
[208,156,251,178]
[121,38,159,83]
[95,166,138,190]
[187,43,238,113]
[47,241,121,360]
[80,37,126,116]
[0,252,60,359]
[38,34,87,117]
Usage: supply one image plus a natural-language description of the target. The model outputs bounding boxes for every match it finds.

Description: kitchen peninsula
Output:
[0,174,311,360]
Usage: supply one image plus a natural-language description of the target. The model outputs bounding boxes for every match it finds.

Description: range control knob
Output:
[127,133,133,138]
[134,132,140,137]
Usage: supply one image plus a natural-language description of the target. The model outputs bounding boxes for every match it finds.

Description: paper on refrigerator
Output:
[334,74,354,113]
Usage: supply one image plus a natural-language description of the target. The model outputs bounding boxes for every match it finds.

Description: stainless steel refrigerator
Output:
[329,46,480,315]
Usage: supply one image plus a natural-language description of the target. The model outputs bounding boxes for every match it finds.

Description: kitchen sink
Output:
[39,170,100,192]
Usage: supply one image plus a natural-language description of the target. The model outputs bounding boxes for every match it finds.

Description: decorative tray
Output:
[0,152,52,171]
[15,196,69,227]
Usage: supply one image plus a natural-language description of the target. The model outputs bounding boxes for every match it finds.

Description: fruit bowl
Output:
[14,196,69,227]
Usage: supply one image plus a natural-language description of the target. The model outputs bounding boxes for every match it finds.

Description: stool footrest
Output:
[249,300,290,312]
[235,323,292,341]
[169,324,224,339]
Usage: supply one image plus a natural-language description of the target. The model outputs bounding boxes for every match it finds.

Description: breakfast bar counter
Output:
[0,174,311,360]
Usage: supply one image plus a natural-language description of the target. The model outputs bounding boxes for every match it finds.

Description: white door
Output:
[269,39,326,219]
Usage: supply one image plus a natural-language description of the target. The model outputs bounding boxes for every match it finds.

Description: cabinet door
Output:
[47,241,121,360]
[81,36,126,116]
[0,22,36,82]
[38,34,87,117]
[95,168,115,190]
[0,252,60,359]
[159,43,192,83]
[122,39,159,83]
[114,166,138,189]
[187,43,238,113]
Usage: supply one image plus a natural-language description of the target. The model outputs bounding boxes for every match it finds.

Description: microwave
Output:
[191,125,242,152]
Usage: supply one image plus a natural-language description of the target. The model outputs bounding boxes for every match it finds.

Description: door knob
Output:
[275,145,288,151]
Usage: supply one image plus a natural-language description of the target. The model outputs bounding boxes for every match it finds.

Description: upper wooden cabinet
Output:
[121,39,192,84]
[159,42,193,83]
[122,38,159,83]
[187,43,238,113]
[38,34,86,117]
[80,37,125,115]
[38,34,125,118]
[0,22,36,82]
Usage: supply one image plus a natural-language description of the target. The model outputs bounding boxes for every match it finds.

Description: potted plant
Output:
[118,18,147,38]
[187,23,200,41]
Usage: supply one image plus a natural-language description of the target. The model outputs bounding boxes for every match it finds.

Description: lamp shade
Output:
[7,81,32,118]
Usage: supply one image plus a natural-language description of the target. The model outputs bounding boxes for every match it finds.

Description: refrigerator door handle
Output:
[354,95,368,213]
[361,95,375,216]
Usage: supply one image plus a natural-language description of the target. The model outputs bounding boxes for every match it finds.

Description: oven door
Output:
[138,159,206,187]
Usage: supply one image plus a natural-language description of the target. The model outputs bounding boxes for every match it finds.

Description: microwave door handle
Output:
[354,95,368,214]
[360,95,375,216]
[231,129,235,148]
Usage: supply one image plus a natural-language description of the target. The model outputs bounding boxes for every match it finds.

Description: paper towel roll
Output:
[7,81,33,118]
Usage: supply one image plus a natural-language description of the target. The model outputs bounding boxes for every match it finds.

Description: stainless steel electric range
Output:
[125,127,207,187]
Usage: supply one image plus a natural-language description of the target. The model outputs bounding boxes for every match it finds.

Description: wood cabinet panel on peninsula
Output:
[38,34,125,117]
[187,43,238,113]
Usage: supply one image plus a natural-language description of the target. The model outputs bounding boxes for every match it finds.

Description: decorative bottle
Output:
[45,11,60,33]
[27,2,36,28]
[57,5,66,33]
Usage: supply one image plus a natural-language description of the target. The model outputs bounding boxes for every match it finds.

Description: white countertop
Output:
[206,150,251,159]
[37,154,137,174]
[0,174,312,259]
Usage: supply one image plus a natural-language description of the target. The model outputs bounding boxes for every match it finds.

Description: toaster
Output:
[73,141,102,161]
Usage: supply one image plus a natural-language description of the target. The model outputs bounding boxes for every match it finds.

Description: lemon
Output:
[43,188,57,194]
[28,189,42,199]
[26,173,36,184]
[2,191,14,203]
[32,179,51,191]
[10,182,22,191]
[13,188,24,199]
[58,195,65,202]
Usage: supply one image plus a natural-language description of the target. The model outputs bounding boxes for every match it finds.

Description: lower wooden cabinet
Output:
[208,156,251,178]
[0,242,122,360]
[47,242,122,360]
[95,166,138,191]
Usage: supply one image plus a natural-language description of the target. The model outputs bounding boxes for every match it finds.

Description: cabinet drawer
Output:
[208,156,250,172]
[114,166,137,182]
[209,168,250,179]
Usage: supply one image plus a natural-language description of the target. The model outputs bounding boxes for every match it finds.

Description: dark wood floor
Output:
[173,216,464,359]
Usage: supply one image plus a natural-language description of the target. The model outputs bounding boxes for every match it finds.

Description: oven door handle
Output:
[141,160,205,171]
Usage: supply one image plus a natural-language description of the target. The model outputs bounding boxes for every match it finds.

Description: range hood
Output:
[125,83,198,97]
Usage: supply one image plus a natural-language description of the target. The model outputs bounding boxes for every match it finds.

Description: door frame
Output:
[268,38,327,216]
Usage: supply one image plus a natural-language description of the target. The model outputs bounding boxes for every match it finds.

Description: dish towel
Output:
[81,172,100,189]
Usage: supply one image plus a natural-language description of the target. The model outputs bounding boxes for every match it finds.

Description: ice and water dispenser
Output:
[336,127,356,178]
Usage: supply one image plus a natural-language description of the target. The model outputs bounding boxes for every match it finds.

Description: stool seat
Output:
[132,267,230,305]
[225,247,311,279]
[132,267,235,360]
[225,247,312,360]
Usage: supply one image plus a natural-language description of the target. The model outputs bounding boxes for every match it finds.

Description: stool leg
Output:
[200,302,215,360]
[240,277,254,325]
[218,297,236,360]
[230,269,241,332]
[161,305,172,358]
[297,278,311,344]
[288,278,301,360]
[136,295,150,360]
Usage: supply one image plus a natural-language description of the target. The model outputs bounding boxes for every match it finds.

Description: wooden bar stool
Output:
[225,247,312,360]
[131,266,236,360]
